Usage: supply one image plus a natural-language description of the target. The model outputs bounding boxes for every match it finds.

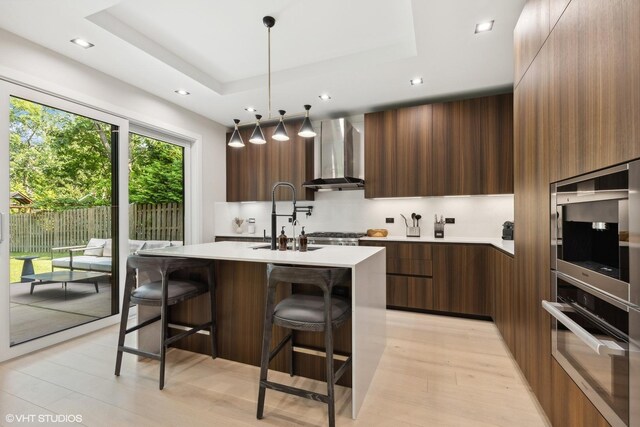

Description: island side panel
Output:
[351,248,387,419]
[169,261,290,373]
[168,260,353,385]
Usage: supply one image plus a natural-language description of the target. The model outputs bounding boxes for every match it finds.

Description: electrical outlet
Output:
[288,217,292,223]
[445,218,455,224]
[385,217,394,224]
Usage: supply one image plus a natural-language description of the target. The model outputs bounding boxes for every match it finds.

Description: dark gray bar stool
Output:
[257,264,352,427]
[114,255,217,390]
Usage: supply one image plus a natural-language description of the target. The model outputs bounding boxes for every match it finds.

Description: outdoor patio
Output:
[9,278,112,346]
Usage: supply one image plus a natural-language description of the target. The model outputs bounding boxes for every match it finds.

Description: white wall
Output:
[0,29,227,242]
[215,192,514,239]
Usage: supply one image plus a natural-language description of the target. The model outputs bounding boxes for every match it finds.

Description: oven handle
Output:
[542,300,626,357]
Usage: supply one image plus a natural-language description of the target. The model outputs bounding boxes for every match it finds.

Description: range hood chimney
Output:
[302,118,364,191]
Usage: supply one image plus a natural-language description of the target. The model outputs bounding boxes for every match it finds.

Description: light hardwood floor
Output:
[0,310,549,427]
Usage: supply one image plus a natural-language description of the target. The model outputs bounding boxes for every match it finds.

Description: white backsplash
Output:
[214,191,514,239]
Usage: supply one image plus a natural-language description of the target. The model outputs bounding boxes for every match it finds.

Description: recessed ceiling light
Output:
[70,38,94,49]
[475,20,494,33]
[174,89,190,95]
[245,107,257,112]
[319,94,331,101]
[410,77,423,86]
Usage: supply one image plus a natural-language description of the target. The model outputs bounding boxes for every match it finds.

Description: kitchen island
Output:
[138,241,386,419]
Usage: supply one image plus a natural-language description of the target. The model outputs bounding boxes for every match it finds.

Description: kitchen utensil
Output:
[415,214,422,225]
[411,213,416,227]
[401,214,409,227]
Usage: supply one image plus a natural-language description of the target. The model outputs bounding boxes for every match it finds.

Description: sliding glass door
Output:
[0,82,129,360]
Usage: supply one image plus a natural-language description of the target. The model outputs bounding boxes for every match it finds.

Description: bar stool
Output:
[257,264,352,427]
[114,255,217,390]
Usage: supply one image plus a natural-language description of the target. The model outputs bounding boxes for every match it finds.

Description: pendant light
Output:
[228,119,245,147]
[229,16,317,145]
[298,105,317,138]
[249,114,266,144]
[272,110,289,141]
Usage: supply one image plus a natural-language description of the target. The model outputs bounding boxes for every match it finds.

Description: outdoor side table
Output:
[15,255,39,282]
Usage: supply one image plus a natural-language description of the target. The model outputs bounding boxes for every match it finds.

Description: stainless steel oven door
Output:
[545,272,630,427]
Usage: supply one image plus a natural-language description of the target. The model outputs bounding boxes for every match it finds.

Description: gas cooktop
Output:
[305,232,366,239]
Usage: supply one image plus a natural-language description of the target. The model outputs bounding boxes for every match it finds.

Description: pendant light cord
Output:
[267,26,272,119]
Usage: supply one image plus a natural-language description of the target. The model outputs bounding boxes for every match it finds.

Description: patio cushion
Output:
[90,258,112,272]
[129,240,146,254]
[84,238,106,256]
[103,239,113,257]
[52,257,72,269]
[67,256,97,271]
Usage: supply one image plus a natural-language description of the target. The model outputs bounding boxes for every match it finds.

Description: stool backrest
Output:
[266,264,350,294]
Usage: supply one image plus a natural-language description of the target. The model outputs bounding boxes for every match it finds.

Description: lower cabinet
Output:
[361,241,512,318]
[387,275,433,310]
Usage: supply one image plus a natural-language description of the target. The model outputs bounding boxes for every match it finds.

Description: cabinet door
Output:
[432,94,514,196]
[514,0,550,86]
[226,127,252,202]
[491,249,515,354]
[364,110,397,198]
[395,105,432,197]
[387,275,433,310]
[548,0,640,180]
[432,244,490,315]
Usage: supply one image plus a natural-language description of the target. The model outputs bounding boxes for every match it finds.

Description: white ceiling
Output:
[0,0,525,127]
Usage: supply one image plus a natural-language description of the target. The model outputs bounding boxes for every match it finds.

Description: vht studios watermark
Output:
[5,414,83,423]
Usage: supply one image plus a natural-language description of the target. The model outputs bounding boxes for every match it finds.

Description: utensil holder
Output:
[434,223,444,238]
[406,226,420,237]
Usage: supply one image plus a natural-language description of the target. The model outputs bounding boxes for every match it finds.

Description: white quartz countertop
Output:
[139,241,385,268]
[360,236,515,256]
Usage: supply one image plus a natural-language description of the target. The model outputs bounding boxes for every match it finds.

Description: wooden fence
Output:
[9,203,183,253]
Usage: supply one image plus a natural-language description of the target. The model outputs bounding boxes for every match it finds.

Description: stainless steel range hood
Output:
[303,118,364,191]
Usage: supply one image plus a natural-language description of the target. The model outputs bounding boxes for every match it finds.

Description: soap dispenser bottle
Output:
[278,226,288,251]
[299,226,308,252]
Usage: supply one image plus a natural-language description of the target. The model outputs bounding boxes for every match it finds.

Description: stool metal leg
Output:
[208,264,217,359]
[159,274,169,390]
[115,269,135,376]
[257,284,277,419]
[324,295,336,427]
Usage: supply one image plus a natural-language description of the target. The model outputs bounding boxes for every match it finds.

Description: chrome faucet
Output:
[270,182,313,250]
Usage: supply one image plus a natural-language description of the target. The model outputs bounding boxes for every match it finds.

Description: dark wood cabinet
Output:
[364,110,397,198]
[431,94,514,196]
[226,121,314,202]
[548,0,640,181]
[514,0,550,87]
[395,105,433,197]
[364,94,513,199]
[361,241,499,317]
[432,244,491,316]
[489,248,516,355]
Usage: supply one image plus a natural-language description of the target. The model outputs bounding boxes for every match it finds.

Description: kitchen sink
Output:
[251,244,323,251]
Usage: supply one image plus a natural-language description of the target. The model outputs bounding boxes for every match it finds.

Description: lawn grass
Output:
[10,252,52,284]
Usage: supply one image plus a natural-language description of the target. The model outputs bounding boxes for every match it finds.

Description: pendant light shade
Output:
[249,115,266,144]
[297,105,317,138]
[272,110,290,141]
[228,119,245,147]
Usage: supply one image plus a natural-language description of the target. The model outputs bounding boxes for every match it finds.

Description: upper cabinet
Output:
[514,0,550,87]
[547,0,640,180]
[226,120,314,202]
[364,110,397,199]
[432,94,514,196]
[364,93,513,199]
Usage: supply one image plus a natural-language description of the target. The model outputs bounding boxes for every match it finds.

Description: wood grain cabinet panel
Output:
[364,110,397,198]
[490,249,516,355]
[548,0,640,180]
[432,244,491,316]
[395,105,433,197]
[431,94,514,196]
[387,275,433,310]
[514,0,550,87]
[226,121,314,202]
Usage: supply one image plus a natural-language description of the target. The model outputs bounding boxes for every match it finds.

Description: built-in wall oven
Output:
[547,160,640,427]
